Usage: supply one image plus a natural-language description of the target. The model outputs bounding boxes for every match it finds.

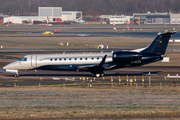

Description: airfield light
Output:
[130,79,133,86]
[134,79,136,86]
[142,76,144,86]
[90,79,92,87]
[134,76,136,86]
[111,79,113,86]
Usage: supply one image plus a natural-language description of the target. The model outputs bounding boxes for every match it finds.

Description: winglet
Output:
[99,55,107,66]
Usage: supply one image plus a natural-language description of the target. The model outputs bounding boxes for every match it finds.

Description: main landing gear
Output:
[95,73,104,77]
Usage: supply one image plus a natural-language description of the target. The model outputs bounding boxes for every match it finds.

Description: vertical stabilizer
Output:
[141,31,176,55]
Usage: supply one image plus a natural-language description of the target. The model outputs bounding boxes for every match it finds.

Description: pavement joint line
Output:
[15,83,112,87]
[14,84,180,88]
[0,80,24,82]
[107,79,180,81]
[0,79,177,87]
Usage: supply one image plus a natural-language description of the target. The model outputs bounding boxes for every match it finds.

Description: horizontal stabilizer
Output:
[159,31,176,36]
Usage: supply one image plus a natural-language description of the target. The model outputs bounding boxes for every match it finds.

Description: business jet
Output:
[3,31,176,77]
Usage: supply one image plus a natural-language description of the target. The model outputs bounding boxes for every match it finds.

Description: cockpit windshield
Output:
[22,57,27,61]
[19,57,24,61]
[19,57,27,61]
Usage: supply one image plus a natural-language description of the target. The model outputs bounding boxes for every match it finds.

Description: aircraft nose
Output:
[3,61,20,70]
[3,65,9,70]
[3,63,16,70]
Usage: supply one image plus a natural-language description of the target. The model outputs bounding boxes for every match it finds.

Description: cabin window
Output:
[64,58,66,61]
[80,58,82,60]
[75,58,77,60]
[50,59,53,61]
[69,58,71,61]
[19,57,24,61]
[97,58,99,60]
[59,58,61,61]
[85,58,87,60]
[91,58,94,60]
[55,58,57,61]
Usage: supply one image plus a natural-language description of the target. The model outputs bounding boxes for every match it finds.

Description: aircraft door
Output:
[31,55,37,68]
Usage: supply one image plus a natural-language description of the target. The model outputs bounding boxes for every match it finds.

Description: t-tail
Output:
[141,31,176,55]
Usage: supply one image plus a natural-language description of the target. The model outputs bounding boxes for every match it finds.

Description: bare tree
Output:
[0,0,179,15]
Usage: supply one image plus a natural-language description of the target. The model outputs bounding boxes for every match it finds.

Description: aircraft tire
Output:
[95,74,100,77]
[15,74,19,77]
[95,73,104,77]
[101,73,104,77]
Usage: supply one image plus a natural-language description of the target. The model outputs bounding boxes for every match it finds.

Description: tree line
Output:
[0,0,180,16]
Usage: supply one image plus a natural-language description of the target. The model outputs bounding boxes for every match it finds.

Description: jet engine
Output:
[113,51,142,63]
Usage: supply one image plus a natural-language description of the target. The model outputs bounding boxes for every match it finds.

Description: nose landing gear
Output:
[15,74,19,77]
[15,71,19,77]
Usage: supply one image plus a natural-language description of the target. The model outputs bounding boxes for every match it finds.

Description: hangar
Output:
[134,13,170,24]
[38,7,62,21]
[133,12,180,25]
[62,11,82,21]
[109,15,131,25]
[3,7,82,24]
[3,16,46,24]
[170,14,180,24]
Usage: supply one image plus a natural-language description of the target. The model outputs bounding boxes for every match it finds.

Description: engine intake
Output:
[113,52,142,63]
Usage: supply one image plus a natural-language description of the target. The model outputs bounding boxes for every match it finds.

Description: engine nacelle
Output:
[113,52,142,63]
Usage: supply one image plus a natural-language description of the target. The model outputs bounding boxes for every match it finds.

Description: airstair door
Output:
[31,55,37,68]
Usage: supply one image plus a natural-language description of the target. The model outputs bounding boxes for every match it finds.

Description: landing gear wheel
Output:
[95,73,104,77]
[100,73,104,77]
[15,74,19,77]
[95,74,100,77]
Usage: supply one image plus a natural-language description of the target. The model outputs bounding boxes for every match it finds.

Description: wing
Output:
[78,55,107,74]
